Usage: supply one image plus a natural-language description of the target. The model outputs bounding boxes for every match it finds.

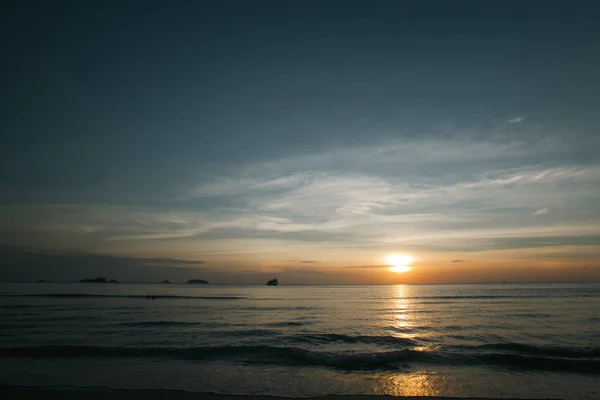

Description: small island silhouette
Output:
[79,277,118,283]
[162,280,171,284]
[187,279,209,284]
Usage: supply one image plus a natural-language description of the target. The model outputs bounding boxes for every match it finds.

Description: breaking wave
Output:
[2,342,599,373]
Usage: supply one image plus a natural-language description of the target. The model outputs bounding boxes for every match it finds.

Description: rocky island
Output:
[187,279,209,284]
[162,280,171,284]
[79,277,118,283]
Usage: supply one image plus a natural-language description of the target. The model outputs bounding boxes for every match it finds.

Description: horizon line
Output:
[2,280,599,285]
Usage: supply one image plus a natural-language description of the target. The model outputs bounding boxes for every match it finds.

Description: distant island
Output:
[187,279,209,284]
[79,277,118,283]
[162,280,171,284]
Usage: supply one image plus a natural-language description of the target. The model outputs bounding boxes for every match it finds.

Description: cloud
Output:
[532,208,549,215]
[0,244,209,283]
[451,259,463,263]
[342,264,389,269]
[2,162,599,254]
[1,125,599,269]
[298,260,319,263]
[508,116,525,124]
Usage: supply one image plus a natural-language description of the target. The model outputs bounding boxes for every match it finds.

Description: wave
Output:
[0,304,42,309]
[471,343,600,358]
[0,294,246,300]
[478,353,600,374]
[264,321,309,327]
[0,345,425,370]
[115,322,279,337]
[117,320,208,327]
[285,333,419,347]
[114,320,315,330]
[2,343,598,373]
[504,312,552,318]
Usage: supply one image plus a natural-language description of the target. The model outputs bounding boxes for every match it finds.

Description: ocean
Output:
[0,282,599,399]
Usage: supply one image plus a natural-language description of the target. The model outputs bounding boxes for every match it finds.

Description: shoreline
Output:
[0,385,560,400]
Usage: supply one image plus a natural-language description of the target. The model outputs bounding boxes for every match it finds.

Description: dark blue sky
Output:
[1,1,599,283]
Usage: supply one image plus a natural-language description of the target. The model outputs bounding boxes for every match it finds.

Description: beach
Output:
[1,385,555,400]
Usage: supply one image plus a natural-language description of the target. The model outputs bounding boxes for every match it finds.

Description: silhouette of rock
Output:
[37,280,45,283]
[266,277,278,286]
[79,277,118,283]
[187,279,209,284]
[162,280,171,284]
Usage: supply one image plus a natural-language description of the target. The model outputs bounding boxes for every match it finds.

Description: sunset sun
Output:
[386,254,413,273]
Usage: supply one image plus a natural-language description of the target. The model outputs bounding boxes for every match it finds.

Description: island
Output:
[79,277,119,283]
[162,280,171,284]
[187,279,209,284]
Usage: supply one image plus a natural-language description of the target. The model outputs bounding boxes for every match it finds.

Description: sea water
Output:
[0,283,599,399]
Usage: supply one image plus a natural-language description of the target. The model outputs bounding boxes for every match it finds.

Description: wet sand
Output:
[1,385,559,400]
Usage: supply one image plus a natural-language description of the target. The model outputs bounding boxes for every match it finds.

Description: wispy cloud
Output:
[508,116,525,124]
[1,125,599,271]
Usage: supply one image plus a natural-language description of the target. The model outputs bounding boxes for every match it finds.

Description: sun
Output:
[386,254,413,273]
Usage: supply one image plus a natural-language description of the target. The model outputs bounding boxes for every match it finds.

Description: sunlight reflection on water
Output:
[383,285,436,352]
[373,372,457,397]
[389,285,418,338]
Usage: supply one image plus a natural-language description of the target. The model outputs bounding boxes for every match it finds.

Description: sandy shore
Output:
[1,385,558,400]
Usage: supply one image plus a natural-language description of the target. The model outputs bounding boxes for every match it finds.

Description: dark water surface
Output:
[1,283,599,399]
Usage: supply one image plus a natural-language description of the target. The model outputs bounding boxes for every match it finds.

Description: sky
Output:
[1,1,600,284]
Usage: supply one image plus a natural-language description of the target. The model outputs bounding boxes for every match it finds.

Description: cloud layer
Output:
[1,122,599,282]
